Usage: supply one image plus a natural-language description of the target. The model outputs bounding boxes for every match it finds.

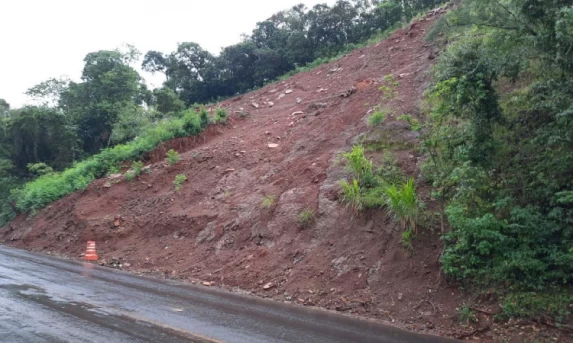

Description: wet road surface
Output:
[0,245,458,342]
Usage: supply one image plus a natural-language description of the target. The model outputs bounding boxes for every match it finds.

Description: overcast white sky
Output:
[1,0,335,107]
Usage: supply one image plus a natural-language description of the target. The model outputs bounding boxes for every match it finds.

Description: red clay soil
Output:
[1,8,570,343]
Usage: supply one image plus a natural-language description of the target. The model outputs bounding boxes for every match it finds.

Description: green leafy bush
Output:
[214,108,228,122]
[166,149,180,165]
[199,107,210,128]
[368,109,388,127]
[173,174,187,192]
[423,0,573,319]
[27,163,54,177]
[396,114,422,131]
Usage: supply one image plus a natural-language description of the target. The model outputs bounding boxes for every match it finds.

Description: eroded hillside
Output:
[2,9,568,342]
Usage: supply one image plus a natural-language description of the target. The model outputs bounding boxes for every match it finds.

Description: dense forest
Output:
[424,0,573,318]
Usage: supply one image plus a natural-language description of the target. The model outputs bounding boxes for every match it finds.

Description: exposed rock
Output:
[292,111,304,116]
[339,87,357,98]
[306,102,328,111]
[196,223,216,245]
[268,143,279,148]
[263,282,275,290]
[251,102,259,109]
[285,89,293,94]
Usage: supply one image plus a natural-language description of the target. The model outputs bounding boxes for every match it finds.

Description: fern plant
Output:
[340,179,363,211]
[385,178,418,232]
[342,145,375,186]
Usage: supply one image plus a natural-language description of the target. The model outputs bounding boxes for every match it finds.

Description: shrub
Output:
[397,114,422,131]
[166,149,180,165]
[260,195,276,209]
[132,161,144,175]
[385,178,418,231]
[182,110,202,135]
[401,228,415,251]
[297,209,315,227]
[457,306,477,326]
[173,174,187,192]
[368,109,388,127]
[214,108,228,122]
[379,74,399,100]
[27,163,54,177]
[124,161,144,181]
[199,107,210,128]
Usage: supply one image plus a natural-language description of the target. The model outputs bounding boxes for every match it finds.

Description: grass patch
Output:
[368,109,389,127]
[297,209,315,227]
[260,195,276,209]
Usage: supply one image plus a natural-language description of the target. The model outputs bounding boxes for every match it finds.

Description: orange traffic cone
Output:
[84,241,99,261]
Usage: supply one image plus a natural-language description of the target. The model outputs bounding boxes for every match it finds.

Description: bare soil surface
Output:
[1,9,570,343]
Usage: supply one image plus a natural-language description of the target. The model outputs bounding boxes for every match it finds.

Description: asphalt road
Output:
[0,245,458,343]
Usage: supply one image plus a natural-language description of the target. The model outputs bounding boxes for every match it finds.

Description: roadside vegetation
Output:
[422,0,573,321]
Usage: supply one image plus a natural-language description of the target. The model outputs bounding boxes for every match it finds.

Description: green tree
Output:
[25,77,70,107]
[152,87,185,115]
[0,99,10,118]
[60,50,143,153]
[7,106,78,171]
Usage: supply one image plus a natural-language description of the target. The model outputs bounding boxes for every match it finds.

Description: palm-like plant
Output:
[385,178,418,232]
